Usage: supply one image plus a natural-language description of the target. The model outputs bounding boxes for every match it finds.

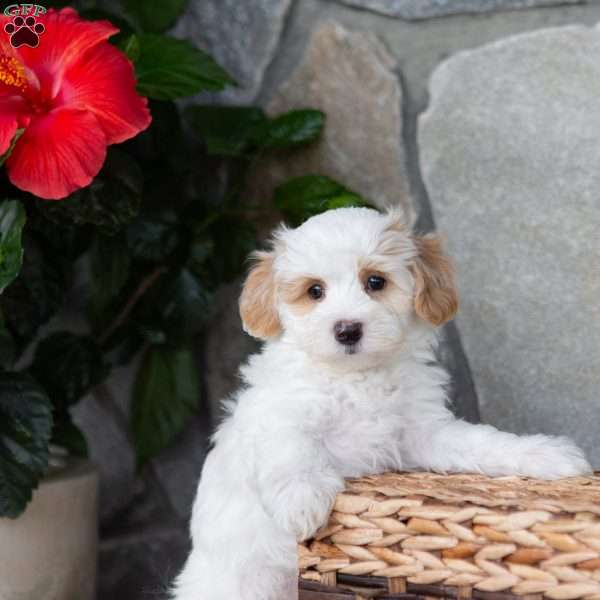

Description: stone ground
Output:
[91,1,600,597]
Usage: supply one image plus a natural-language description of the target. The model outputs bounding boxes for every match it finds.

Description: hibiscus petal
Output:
[0,97,22,156]
[6,107,107,200]
[0,115,18,157]
[12,9,117,95]
[0,22,16,57]
[59,39,151,144]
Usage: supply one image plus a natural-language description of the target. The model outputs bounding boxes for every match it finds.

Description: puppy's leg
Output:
[255,429,345,540]
[402,410,591,479]
[171,531,297,600]
[170,551,239,600]
[259,468,344,541]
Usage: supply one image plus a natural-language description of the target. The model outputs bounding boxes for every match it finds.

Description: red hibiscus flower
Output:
[0,8,151,200]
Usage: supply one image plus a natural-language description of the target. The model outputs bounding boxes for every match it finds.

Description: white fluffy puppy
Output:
[172,207,591,600]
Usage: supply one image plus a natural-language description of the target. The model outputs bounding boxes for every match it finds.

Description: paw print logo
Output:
[4,15,45,48]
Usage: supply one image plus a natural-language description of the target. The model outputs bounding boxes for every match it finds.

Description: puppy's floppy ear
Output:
[410,234,458,326]
[239,251,282,340]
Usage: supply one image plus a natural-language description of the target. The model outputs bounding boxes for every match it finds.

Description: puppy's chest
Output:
[311,378,405,473]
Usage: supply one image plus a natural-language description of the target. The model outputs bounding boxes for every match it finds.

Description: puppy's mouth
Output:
[344,344,359,355]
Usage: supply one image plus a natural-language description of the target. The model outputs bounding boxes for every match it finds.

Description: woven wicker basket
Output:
[299,472,600,600]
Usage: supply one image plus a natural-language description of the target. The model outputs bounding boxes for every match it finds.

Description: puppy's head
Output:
[240,208,457,369]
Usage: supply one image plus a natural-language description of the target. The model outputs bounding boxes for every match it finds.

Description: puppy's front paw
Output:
[267,479,340,541]
[518,435,592,479]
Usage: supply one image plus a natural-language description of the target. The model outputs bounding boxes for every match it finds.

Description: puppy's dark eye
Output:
[366,275,386,292]
[307,284,324,300]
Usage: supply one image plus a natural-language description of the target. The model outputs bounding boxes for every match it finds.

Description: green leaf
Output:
[44,0,78,7]
[42,149,142,235]
[0,234,65,351]
[89,233,131,319]
[206,217,256,283]
[154,268,213,341]
[91,233,131,295]
[31,333,108,410]
[26,204,91,262]
[123,0,188,32]
[185,105,267,157]
[51,416,88,458]
[131,345,199,464]
[186,231,214,277]
[0,308,15,370]
[262,109,325,150]
[0,199,26,294]
[184,107,325,156]
[0,129,24,167]
[125,101,187,179]
[167,267,213,326]
[274,175,370,226]
[119,33,140,62]
[47,0,96,9]
[0,372,52,518]
[126,213,182,263]
[104,325,145,367]
[135,34,235,100]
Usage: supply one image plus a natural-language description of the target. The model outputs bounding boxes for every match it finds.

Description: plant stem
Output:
[100,265,166,347]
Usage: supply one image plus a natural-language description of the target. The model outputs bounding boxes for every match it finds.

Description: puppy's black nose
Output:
[334,321,363,345]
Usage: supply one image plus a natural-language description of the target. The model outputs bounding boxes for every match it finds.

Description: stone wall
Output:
[93,1,600,597]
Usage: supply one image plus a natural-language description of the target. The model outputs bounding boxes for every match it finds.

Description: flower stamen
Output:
[0,54,28,94]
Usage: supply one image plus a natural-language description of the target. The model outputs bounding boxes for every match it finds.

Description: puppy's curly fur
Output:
[172,208,590,600]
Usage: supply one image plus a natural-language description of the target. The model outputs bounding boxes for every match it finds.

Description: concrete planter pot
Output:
[0,459,99,600]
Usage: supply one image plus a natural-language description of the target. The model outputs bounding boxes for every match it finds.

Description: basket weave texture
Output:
[298,472,600,600]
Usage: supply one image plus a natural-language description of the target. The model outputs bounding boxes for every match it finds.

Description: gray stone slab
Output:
[100,466,182,537]
[336,0,583,20]
[72,385,137,525]
[419,24,600,466]
[151,415,212,520]
[436,322,480,424]
[172,0,293,104]
[99,528,189,600]
[262,0,600,133]
[84,354,212,523]
[203,280,259,423]
[254,21,414,220]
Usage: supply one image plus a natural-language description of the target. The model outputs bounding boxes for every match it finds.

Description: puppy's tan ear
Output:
[239,251,282,340]
[410,234,458,327]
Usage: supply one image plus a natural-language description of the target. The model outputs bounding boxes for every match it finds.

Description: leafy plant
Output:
[274,175,369,227]
[0,374,53,518]
[0,0,368,518]
[0,201,26,293]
